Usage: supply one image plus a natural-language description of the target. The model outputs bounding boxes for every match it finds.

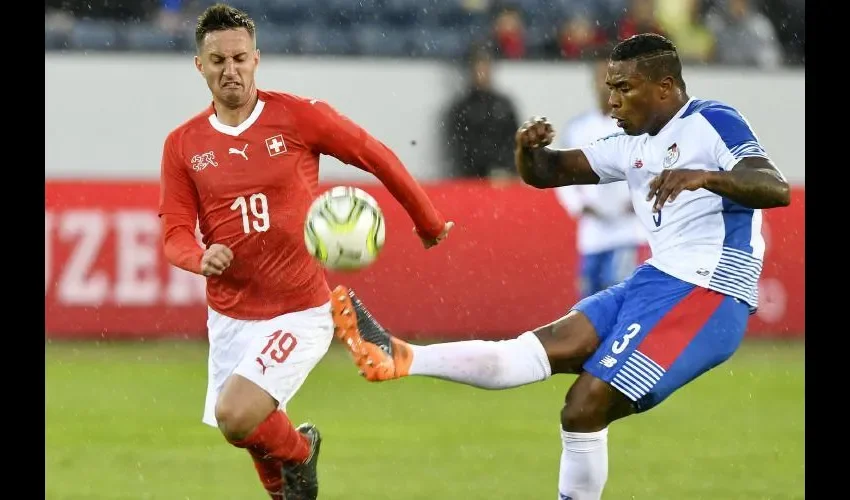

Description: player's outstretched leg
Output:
[282,423,322,500]
[331,284,616,500]
[331,286,413,380]
[331,285,553,388]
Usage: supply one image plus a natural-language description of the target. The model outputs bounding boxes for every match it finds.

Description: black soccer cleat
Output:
[348,289,394,357]
[282,423,322,500]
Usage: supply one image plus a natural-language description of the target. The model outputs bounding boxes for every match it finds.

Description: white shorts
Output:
[202,302,334,427]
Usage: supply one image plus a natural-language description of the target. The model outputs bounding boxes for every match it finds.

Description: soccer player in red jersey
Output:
[158,4,453,498]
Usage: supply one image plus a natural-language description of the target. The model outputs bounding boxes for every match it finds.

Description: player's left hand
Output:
[415,221,455,249]
[647,170,710,212]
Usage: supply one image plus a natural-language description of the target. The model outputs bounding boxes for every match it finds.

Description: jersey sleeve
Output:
[158,132,204,274]
[579,132,630,184]
[698,104,772,171]
[296,99,446,239]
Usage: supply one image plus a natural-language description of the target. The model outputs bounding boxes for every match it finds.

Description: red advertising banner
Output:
[45,180,804,340]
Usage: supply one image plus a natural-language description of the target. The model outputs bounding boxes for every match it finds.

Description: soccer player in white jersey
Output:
[554,52,645,299]
[330,34,791,499]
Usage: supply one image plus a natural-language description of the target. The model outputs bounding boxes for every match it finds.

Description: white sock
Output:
[407,332,552,389]
[557,428,609,500]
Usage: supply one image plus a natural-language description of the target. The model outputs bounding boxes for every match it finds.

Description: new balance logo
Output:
[559,494,573,500]
[599,355,617,368]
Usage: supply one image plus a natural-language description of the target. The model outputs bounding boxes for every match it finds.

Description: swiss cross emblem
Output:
[265,134,287,157]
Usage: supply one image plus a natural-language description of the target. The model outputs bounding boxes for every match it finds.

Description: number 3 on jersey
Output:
[231,193,269,233]
[612,323,641,354]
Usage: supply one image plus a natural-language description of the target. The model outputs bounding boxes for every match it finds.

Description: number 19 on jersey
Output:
[231,193,270,234]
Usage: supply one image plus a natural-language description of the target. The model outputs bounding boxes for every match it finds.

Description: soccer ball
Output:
[303,186,386,271]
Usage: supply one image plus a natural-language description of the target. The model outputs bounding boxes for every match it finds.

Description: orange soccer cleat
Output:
[330,285,413,381]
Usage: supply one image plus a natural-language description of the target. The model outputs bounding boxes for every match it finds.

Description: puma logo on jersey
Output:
[228,144,248,160]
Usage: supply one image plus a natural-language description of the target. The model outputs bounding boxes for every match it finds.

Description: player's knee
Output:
[215,399,260,442]
[560,384,609,432]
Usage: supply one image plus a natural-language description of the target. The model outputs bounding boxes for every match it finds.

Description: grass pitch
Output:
[46,339,804,499]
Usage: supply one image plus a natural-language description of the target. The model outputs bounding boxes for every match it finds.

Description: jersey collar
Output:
[208,98,266,137]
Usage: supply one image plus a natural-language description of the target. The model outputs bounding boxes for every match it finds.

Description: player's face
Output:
[195,28,259,108]
[605,60,663,136]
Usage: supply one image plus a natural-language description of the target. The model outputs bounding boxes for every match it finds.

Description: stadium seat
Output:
[124,25,188,52]
[256,26,299,54]
[351,24,412,58]
[45,28,70,51]
[222,0,268,20]
[68,20,121,51]
[324,0,382,26]
[524,24,558,58]
[381,0,426,27]
[296,24,357,56]
[559,0,607,19]
[433,0,488,28]
[409,27,471,60]
[264,0,325,26]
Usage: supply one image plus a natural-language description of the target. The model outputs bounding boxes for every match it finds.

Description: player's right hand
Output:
[200,244,234,276]
[415,221,455,249]
[516,116,555,150]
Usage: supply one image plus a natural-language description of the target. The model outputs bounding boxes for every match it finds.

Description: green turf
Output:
[46,339,804,500]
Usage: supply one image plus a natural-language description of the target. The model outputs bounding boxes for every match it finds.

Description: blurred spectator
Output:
[492,5,526,59]
[554,48,645,298]
[553,14,609,60]
[705,0,783,68]
[616,0,667,40]
[155,0,187,33]
[462,0,494,14]
[44,0,803,65]
[763,0,804,64]
[443,44,521,180]
[656,0,715,64]
[45,4,76,35]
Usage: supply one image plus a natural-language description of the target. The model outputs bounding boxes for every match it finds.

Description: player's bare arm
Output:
[514,117,602,188]
[646,157,791,212]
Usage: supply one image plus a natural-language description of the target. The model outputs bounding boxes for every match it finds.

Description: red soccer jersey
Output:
[159,90,446,320]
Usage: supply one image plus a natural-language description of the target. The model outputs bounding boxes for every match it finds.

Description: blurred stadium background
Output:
[45,1,805,499]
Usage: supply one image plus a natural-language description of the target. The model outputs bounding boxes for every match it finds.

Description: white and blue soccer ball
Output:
[303,186,386,271]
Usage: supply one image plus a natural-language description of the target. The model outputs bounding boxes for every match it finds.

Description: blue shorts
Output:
[579,246,639,298]
[573,264,749,413]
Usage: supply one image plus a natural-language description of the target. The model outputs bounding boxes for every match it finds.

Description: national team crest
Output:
[663,143,680,169]
[265,134,287,157]
[191,151,218,172]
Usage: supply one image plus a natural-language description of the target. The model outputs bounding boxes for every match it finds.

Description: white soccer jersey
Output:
[579,97,776,311]
[554,109,645,255]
